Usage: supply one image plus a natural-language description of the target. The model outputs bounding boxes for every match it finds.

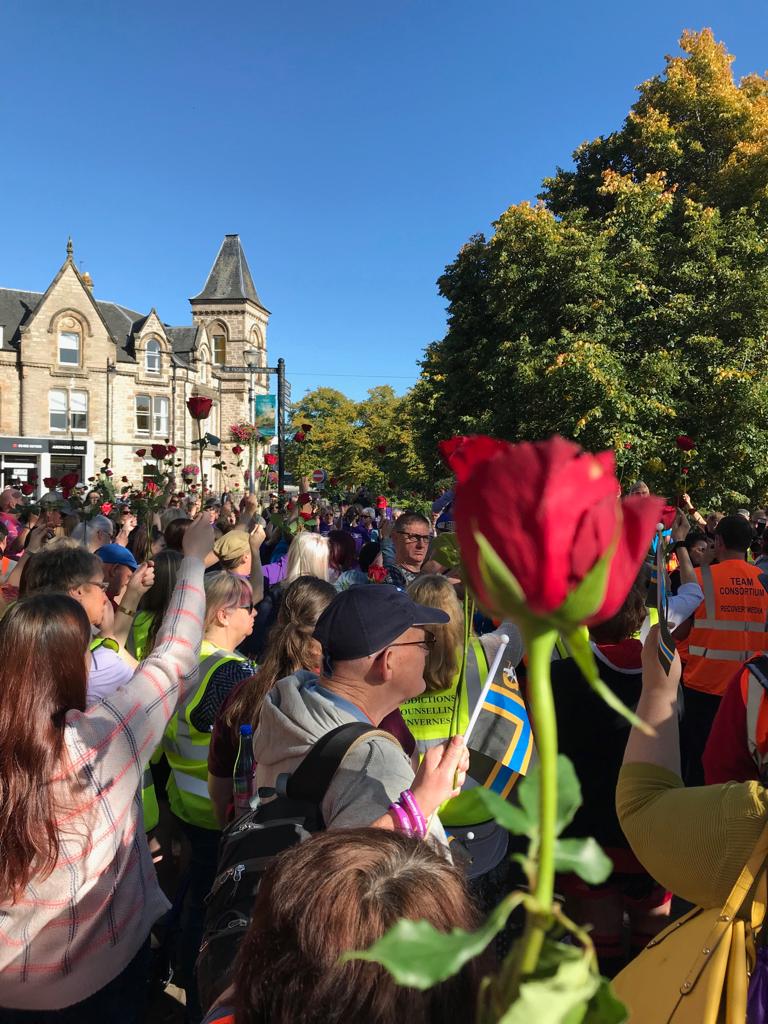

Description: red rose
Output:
[59,473,79,489]
[264,453,278,466]
[103,458,110,466]
[676,435,695,452]
[100,502,113,515]
[167,445,178,454]
[43,477,58,489]
[368,564,388,583]
[105,470,113,477]
[187,395,213,420]
[21,483,34,496]
[660,505,677,529]
[682,467,689,476]
[444,435,663,625]
[623,442,632,450]
[298,492,311,504]
[232,445,244,456]
[122,476,129,483]
[145,481,160,494]
[286,500,295,511]
[299,511,313,521]
[151,444,168,460]
[294,432,306,442]
[330,477,338,486]
[135,449,146,458]
[301,423,312,433]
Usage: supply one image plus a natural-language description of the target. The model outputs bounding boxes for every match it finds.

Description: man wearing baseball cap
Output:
[96,543,139,605]
[252,585,469,849]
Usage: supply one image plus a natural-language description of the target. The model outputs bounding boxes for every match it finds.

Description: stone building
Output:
[0,234,269,492]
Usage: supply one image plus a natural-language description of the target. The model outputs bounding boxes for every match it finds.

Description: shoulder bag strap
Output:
[680,815,768,993]
[286,723,399,803]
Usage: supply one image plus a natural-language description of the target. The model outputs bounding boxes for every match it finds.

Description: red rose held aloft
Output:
[187,395,213,420]
[100,502,113,515]
[151,444,168,460]
[166,445,178,454]
[145,481,160,494]
[294,432,306,442]
[298,492,311,504]
[21,483,34,495]
[232,445,244,456]
[623,442,632,450]
[299,511,313,521]
[43,477,58,489]
[676,435,695,452]
[682,467,689,476]
[264,453,278,466]
[660,506,678,529]
[59,472,79,490]
[442,434,663,625]
[135,449,146,458]
[105,470,113,477]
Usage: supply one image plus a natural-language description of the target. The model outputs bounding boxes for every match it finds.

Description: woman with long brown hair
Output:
[207,575,337,825]
[0,514,212,1021]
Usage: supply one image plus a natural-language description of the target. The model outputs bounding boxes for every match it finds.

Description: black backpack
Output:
[196,721,376,1011]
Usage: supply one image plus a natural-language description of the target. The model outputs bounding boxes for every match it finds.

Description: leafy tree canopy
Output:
[409,30,768,508]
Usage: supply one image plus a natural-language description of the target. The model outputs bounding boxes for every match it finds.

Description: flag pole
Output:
[462,634,510,746]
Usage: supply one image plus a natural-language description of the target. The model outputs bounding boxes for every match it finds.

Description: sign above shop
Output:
[49,440,88,455]
[0,437,48,454]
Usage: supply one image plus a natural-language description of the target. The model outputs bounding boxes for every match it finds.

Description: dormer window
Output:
[145,339,161,374]
[58,329,80,366]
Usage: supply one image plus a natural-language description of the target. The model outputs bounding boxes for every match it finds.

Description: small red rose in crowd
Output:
[122,476,129,483]
[330,477,338,486]
[298,492,311,504]
[135,449,146,458]
[150,444,168,460]
[105,470,113,477]
[441,434,663,625]
[286,500,295,511]
[100,502,113,515]
[299,511,313,521]
[368,564,388,583]
[232,445,244,456]
[682,467,689,476]
[301,424,312,433]
[43,477,58,489]
[167,445,177,454]
[623,442,632,450]
[187,396,213,420]
[264,453,278,466]
[21,483,34,496]
[145,481,160,494]
[676,435,695,452]
[103,458,110,467]
[294,432,306,442]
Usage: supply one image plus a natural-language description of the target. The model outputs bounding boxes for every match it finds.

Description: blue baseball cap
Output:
[95,544,139,570]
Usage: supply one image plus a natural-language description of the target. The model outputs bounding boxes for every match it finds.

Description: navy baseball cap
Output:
[95,544,139,570]
[313,584,449,663]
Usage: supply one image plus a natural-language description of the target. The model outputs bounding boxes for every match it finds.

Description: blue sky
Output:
[1,1,766,401]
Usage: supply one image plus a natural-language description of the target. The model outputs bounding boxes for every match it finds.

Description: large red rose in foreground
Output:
[187,396,213,420]
[440,434,663,626]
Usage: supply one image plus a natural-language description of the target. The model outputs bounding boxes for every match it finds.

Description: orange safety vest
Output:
[684,560,768,696]
[742,656,768,783]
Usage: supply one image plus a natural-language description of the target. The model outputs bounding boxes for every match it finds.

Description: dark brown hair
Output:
[224,575,336,732]
[137,549,184,656]
[0,594,91,900]
[19,540,101,597]
[233,828,480,1024]
[164,517,192,552]
[327,529,357,572]
[589,567,649,645]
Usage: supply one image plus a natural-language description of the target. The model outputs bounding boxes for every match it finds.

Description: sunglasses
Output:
[380,629,437,653]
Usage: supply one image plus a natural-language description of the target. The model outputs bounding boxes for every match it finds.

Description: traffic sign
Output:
[311,469,326,485]
[216,365,246,374]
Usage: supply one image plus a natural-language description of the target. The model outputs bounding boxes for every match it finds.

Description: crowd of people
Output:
[2,472,768,1022]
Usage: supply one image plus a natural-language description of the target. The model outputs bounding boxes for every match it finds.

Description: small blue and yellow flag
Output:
[466,667,534,800]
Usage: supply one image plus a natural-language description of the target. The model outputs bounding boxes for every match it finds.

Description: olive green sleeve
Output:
[616,762,768,908]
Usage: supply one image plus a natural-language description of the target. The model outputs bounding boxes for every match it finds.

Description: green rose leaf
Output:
[565,627,652,735]
[447,786,533,836]
[474,532,538,627]
[342,892,524,989]
[574,976,629,1023]
[498,940,600,1023]
[554,838,613,885]
[519,755,582,837]
[553,548,612,627]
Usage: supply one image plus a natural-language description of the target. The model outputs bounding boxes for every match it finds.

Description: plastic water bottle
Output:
[233,723,255,817]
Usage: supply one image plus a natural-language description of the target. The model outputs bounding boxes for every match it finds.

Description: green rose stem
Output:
[499,625,559,1005]
[196,421,206,499]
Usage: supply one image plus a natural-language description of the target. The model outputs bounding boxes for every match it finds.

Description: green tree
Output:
[410,30,768,508]
[286,385,428,494]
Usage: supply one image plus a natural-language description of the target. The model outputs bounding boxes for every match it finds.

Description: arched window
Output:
[145,339,161,373]
[211,328,227,366]
[58,320,81,365]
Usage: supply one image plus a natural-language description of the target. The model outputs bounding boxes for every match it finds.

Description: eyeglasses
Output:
[83,580,109,592]
[396,531,430,545]
[238,603,256,613]
[382,629,437,653]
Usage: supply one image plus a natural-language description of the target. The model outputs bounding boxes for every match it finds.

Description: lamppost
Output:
[244,347,257,495]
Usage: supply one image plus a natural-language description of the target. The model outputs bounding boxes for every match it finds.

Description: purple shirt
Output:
[87,646,135,706]
[262,552,288,586]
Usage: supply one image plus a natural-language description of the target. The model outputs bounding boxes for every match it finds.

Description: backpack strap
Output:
[286,722,398,803]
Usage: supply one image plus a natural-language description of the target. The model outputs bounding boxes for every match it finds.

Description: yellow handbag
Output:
[613,820,768,1023]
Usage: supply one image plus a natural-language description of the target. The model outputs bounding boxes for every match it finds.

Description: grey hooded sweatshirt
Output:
[253,670,449,848]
